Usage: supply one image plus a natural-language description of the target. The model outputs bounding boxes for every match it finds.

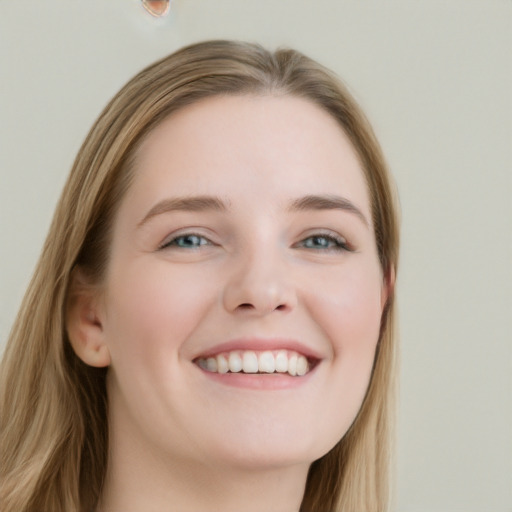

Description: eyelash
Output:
[160,232,350,252]
[295,233,351,252]
[159,233,212,250]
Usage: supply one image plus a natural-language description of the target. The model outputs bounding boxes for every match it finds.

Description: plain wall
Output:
[1,1,511,511]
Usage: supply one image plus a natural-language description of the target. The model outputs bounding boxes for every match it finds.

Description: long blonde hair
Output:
[0,40,399,512]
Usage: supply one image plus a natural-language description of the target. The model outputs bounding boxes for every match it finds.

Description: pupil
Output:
[182,235,199,246]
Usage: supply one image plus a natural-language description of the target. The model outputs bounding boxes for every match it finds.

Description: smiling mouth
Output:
[194,350,317,377]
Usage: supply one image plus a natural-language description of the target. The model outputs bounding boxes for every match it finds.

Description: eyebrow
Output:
[137,196,228,227]
[288,194,370,228]
[138,193,369,228]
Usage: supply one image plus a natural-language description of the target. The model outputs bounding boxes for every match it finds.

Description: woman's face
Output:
[99,94,387,470]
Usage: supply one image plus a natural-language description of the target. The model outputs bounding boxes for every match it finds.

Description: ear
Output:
[66,268,111,368]
[381,264,396,313]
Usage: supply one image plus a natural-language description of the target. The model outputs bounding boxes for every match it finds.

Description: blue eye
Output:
[161,234,211,249]
[299,234,349,251]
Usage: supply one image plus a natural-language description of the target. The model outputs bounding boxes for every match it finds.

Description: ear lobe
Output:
[381,264,396,312]
[66,269,111,368]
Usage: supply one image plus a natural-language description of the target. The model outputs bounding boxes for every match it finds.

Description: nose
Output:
[222,249,297,316]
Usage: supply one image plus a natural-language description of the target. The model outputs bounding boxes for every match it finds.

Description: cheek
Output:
[304,262,383,436]
[103,260,216,365]
[310,262,383,355]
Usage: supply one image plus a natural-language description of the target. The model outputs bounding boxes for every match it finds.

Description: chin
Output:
[194,420,341,472]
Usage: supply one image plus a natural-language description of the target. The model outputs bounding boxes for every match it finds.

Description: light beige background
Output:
[1,1,511,510]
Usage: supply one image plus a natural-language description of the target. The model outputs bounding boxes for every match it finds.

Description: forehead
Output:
[125,94,370,215]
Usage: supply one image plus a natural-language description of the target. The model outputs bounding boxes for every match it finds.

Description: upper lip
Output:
[193,338,324,361]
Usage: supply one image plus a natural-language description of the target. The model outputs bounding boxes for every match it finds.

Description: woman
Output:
[0,40,399,512]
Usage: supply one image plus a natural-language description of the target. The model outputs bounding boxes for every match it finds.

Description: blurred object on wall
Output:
[142,0,170,17]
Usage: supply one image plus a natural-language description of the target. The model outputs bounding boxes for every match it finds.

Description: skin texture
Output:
[70,94,389,512]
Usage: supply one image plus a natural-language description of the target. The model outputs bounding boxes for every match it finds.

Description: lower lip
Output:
[196,367,316,390]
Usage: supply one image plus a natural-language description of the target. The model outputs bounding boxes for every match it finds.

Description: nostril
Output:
[235,303,288,313]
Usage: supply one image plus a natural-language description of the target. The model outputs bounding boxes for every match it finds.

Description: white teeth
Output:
[206,357,217,372]
[242,351,259,373]
[228,352,243,373]
[217,354,229,374]
[288,354,298,376]
[296,355,308,376]
[275,350,288,373]
[258,351,276,373]
[197,350,312,377]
